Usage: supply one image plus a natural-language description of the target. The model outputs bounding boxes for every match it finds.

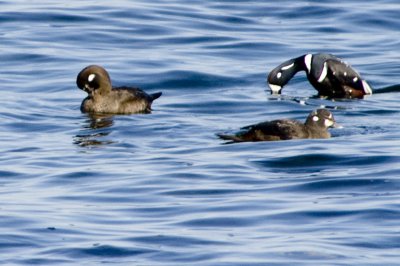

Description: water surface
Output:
[1,0,400,265]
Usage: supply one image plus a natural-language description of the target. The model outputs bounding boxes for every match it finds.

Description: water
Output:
[1,0,400,265]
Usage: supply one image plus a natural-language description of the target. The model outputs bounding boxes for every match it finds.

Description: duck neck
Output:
[285,54,309,80]
[269,55,309,91]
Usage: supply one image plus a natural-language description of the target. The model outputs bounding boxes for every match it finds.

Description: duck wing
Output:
[111,87,161,113]
[325,59,367,96]
[241,119,306,141]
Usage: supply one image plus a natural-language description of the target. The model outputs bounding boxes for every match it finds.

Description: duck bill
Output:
[83,84,94,94]
[331,122,343,129]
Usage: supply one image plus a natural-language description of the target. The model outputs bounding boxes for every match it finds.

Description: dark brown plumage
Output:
[76,65,162,114]
[217,109,338,143]
[268,53,372,98]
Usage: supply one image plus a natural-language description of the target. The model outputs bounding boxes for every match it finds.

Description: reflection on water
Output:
[84,113,114,129]
[73,113,115,147]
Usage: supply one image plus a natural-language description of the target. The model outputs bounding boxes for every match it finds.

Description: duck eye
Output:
[88,74,96,82]
[312,116,319,122]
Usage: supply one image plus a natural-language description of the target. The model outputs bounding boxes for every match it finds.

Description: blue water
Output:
[1,0,400,265]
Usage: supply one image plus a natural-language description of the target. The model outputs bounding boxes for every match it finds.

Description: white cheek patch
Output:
[353,77,358,83]
[317,62,328,83]
[312,116,319,122]
[324,119,334,127]
[304,54,313,74]
[281,62,294,71]
[88,73,96,82]
[277,72,282,79]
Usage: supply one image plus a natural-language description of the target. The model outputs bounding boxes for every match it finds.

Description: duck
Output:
[267,53,372,98]
[217,109,338,142]
[76,65,162,114]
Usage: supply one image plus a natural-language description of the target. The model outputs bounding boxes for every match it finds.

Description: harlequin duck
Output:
[267,53,372,98]
[217,109,338,142]
[77,65,162,114]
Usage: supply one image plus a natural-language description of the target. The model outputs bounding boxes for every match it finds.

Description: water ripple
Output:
[0,0,399,265]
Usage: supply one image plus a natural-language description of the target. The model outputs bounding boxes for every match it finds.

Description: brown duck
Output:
[77,65,162,114]
[217,109,339,142]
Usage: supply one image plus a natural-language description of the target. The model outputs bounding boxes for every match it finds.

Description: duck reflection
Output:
[74,113,115,147]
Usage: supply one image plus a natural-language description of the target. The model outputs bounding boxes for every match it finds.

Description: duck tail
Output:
[150,92,162,101]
